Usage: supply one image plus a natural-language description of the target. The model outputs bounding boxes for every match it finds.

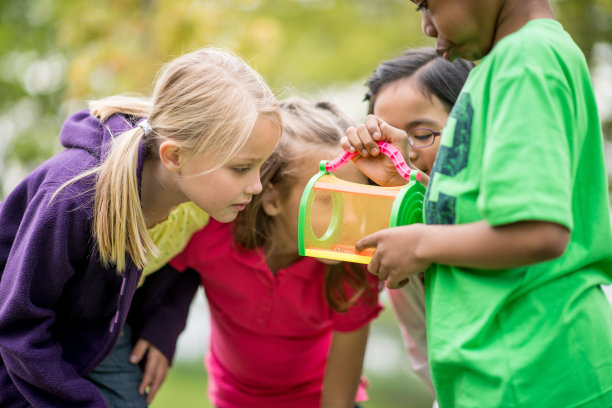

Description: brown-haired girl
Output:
[169,97,382,408]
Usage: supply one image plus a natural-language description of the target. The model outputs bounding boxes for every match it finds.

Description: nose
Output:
[245,173,263,195]
[409,145,419,162]
[421,12,437,38]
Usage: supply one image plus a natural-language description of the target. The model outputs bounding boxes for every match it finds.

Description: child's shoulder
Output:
[171,217,232,270]
[189,217,230,246]
[482,19,584,82]
[493,19,576,59]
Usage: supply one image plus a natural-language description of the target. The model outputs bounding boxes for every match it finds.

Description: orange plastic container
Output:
[298,142,425,264]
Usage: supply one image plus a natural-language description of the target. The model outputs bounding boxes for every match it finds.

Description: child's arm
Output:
[127,265,200,403]
[320,325,370,408]
[357,220,570,289]
[344,116,569,288]
[129,339,169,403]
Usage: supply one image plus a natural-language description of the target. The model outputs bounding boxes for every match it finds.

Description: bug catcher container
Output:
[298,142,425,264]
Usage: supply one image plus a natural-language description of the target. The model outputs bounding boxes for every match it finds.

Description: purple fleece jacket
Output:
[0,110,196,407]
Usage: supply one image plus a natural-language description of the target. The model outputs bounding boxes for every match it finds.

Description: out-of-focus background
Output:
[1,0,611,407]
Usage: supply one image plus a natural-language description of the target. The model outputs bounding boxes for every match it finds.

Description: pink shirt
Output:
[171,219,382,408]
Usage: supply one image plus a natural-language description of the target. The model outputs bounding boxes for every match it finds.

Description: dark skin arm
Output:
[356,221,569,288]
[341,115,430,187]
[344,116,570,288]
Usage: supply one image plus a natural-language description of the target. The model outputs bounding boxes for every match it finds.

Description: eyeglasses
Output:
[407,127,442,149]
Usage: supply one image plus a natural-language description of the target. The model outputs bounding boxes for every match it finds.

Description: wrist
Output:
[413,224,433,268]
[388,174,409,187]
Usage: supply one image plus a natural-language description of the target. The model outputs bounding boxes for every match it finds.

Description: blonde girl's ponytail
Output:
[93,124,156,272]
[52,116,156,272]
[86,97,156,271]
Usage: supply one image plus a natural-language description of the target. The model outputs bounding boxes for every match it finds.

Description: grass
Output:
[152,361,433,408]
[151,361,210,408]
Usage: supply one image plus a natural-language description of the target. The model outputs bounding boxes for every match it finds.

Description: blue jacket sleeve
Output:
[127,264,200,364]
[0,185,107,407]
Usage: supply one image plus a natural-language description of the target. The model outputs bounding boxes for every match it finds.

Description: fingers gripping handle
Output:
[377,142,418,181]
[325,141,421,181]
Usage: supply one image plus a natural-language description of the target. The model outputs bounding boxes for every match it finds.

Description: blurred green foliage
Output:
[0,0,431,198]
[1,0,612,198]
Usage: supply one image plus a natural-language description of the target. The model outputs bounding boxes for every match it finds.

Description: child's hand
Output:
[130,338,169,404]
[341,115,416,186]
[343,114,388,156]
[356,224,431,289]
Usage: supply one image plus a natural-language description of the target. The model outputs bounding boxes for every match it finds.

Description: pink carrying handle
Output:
[326,141,421,181]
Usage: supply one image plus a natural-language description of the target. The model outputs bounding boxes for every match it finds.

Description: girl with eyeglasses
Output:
[349,48,473,407]
[365,48,473,176]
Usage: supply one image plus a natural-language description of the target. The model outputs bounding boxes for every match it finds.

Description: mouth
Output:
[436,48,451,61]
[435,38,455,61]
[231,201,251,212]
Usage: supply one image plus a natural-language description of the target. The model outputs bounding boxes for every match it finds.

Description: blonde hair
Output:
[56,47,279,272]
[233,97,374,311]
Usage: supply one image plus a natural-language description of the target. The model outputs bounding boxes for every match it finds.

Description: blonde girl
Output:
[0,47,280,407]
[169,97,382,408]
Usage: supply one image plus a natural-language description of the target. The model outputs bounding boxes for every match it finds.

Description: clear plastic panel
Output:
[303,174,401,262]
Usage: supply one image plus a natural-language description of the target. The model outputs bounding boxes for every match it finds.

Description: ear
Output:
[158,140,182,173]
[261,183,281,216]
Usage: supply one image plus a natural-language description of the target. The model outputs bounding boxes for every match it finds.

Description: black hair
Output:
[365,48,475,114]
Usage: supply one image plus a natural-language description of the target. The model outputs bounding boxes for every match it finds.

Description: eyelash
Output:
[416,0,428,11]
[232,166,251,175]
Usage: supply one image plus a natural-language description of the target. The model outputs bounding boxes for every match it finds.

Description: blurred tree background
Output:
[0,0,429,198]
[3,0,611,199]
[1,0,612,407]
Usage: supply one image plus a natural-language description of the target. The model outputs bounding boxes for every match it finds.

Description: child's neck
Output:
[493,0,555,48]
[140,158,186,228]
[264,240,301,274]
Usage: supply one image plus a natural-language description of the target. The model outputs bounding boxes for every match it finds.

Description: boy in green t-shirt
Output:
[342,0,612,406]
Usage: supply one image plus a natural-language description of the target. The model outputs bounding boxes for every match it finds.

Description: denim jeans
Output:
[86,323,148,408]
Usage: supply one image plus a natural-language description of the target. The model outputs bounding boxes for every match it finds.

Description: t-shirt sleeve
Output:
[169,217,225,273]
[130,265,200,363]
[332,267,383,332]
[168,215,206,271]
[477,47,573,229]
[143,202,209,278]
[169,247,190,272]
[168,231,198,272]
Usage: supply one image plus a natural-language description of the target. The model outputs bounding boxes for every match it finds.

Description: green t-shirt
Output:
[424,19,612,407]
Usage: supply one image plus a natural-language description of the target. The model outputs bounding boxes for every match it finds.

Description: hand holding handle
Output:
[325,141,420,181]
